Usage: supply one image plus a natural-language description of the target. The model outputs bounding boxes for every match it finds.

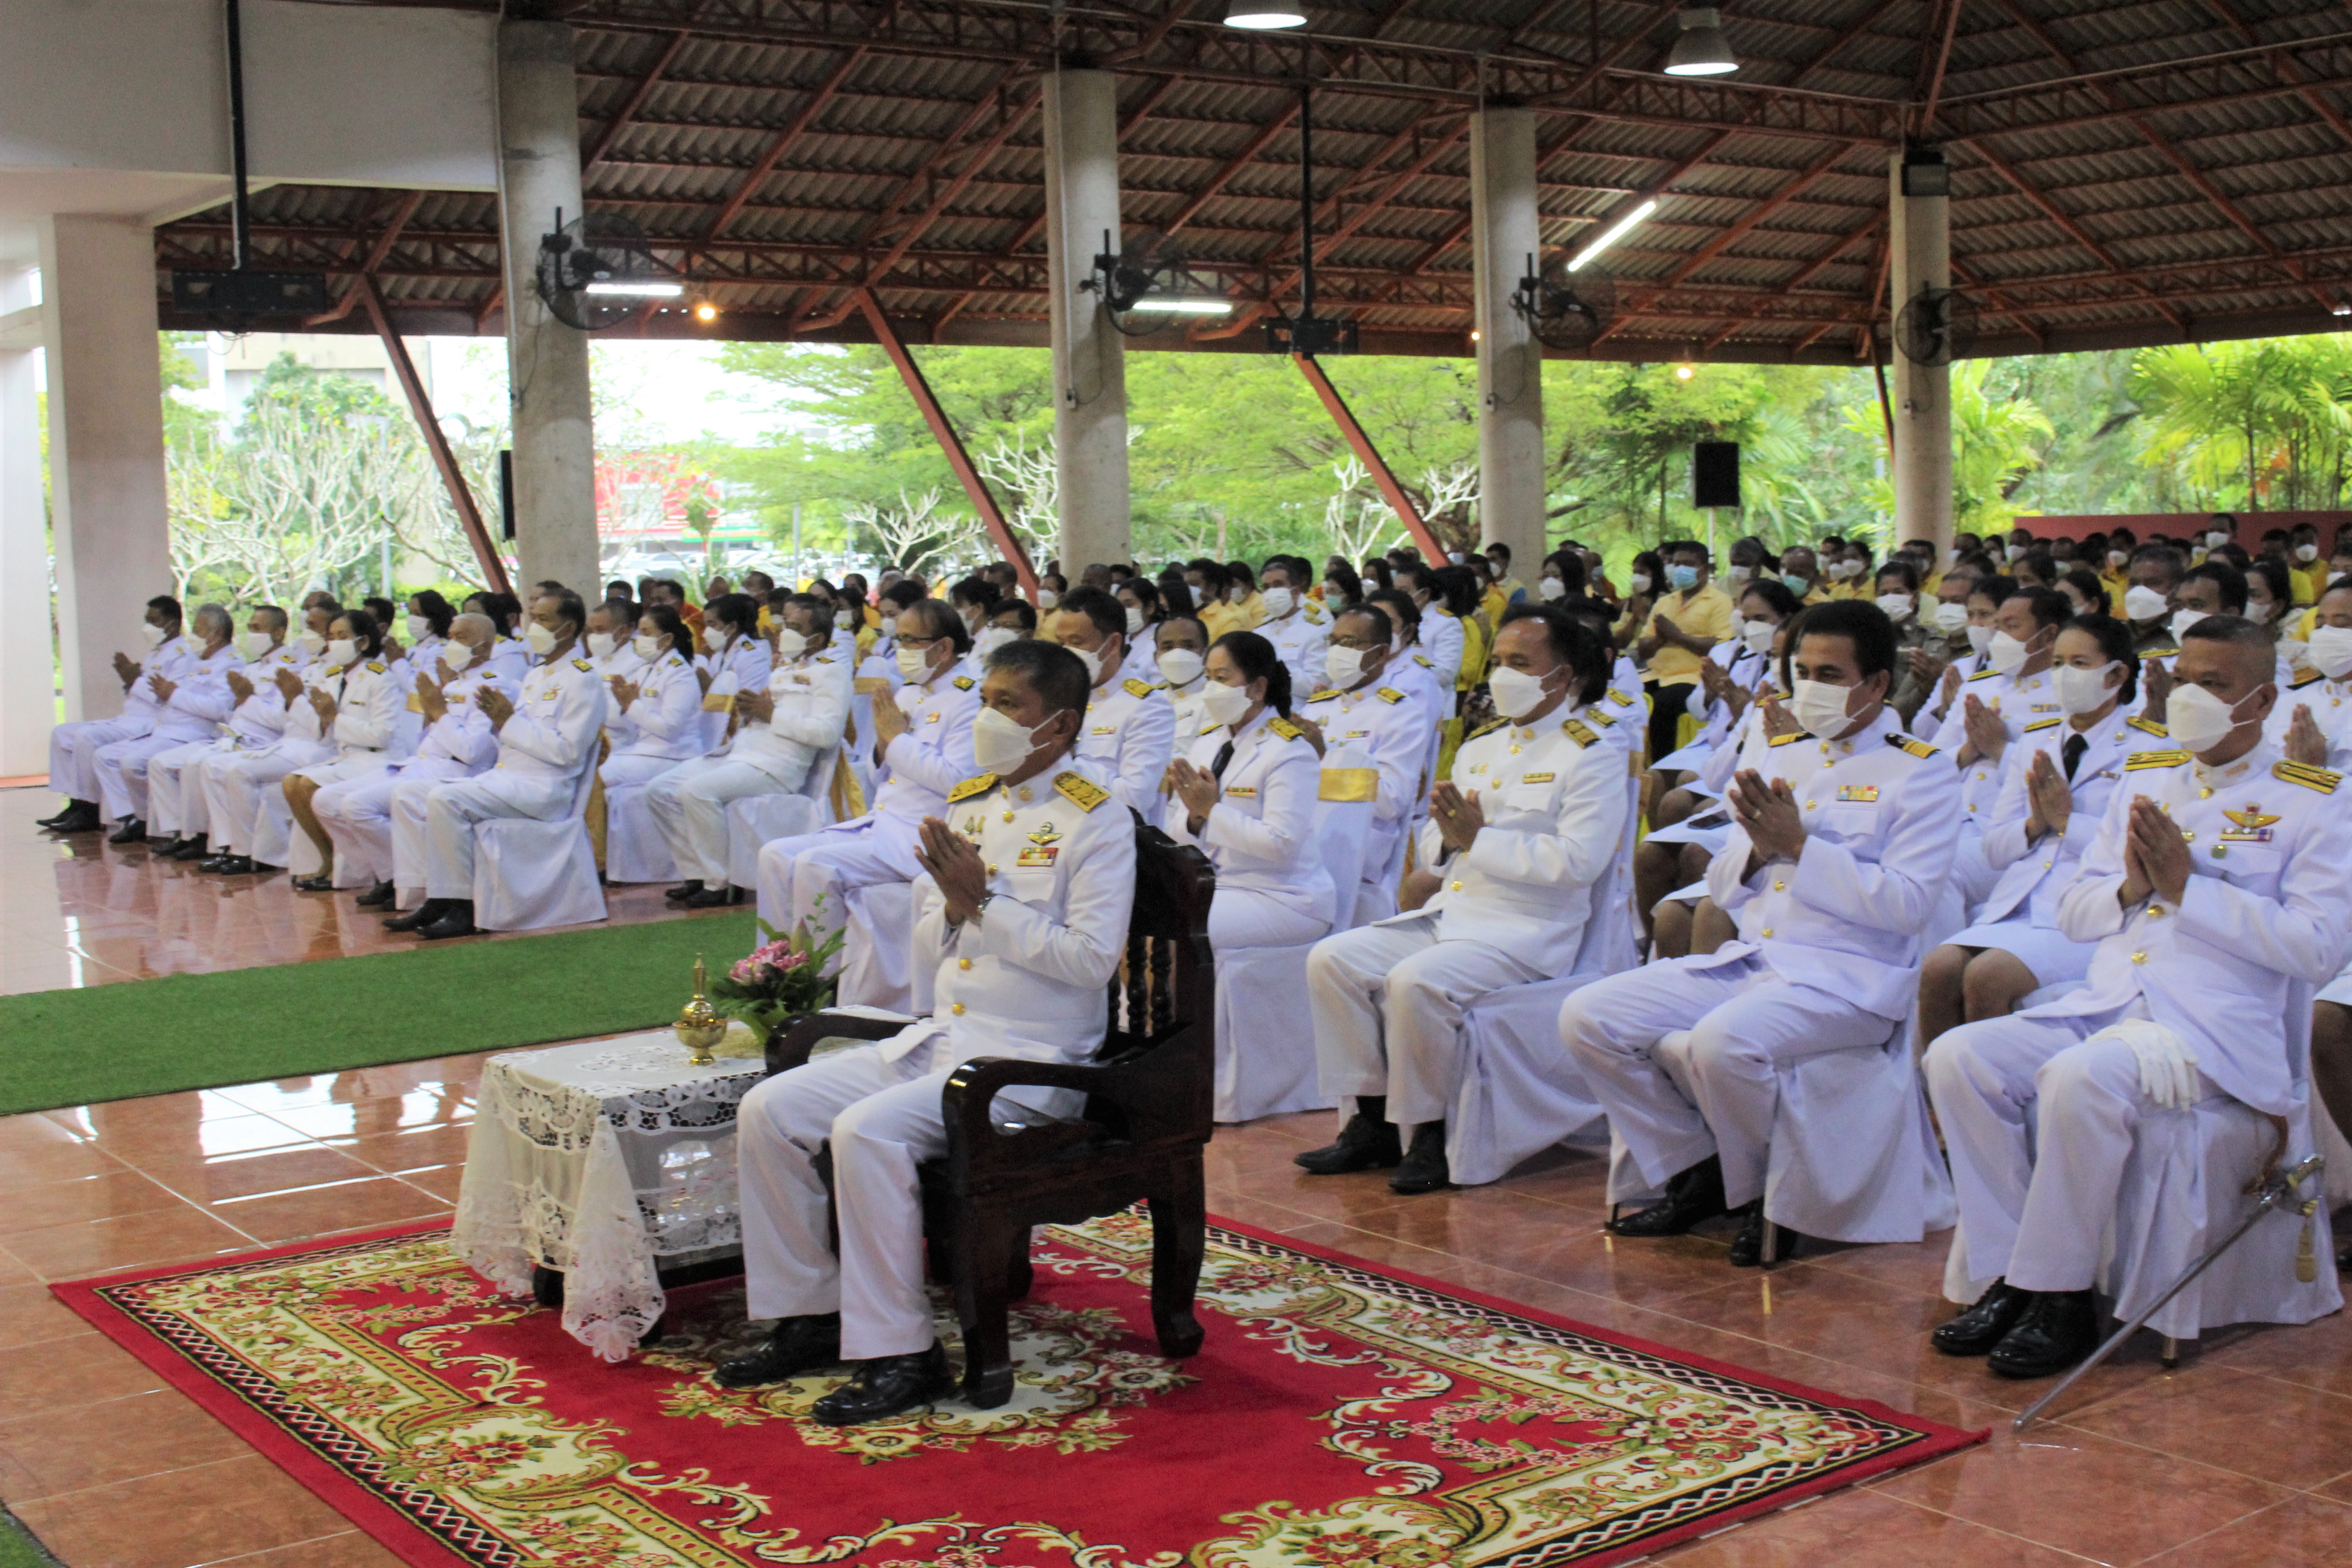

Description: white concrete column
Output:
[39,217,171,729]
[0,263,53,773]
[1042,68,1129,571]
[1889,152,1952,560]
[496,18,599,595]
[1471,106,1545,572]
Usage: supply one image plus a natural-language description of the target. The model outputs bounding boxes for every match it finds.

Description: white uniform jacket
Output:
[2037,741,2352,1115]
[872,670,983,822]
[908,764,1140,1067]
[1420,609,1467,692]
[730,647,854,783]
[1072,675,1177,819]
[1930,665,2064,830]
[697,632,774,697]
[327,658,408,758]
[1301,678,1433,840]
[1259,607,1329,703]
[1681,643,1773,750]
[1412,703,1631,977]
[119,634,196,728]
[611,651,707,762]
[1188,707,1334,925]
[1700,709,1964,1019]
[154,645,242,742]
[492,656,611,779]
[407,666,508,771]
[224,644,308,747]
[1971,705,2146,929]
[2265,670,2352,772]
[487,636,531,684]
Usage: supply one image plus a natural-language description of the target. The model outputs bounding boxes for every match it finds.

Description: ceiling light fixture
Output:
[1567,199,1657,272]
[695,300,720,322]
[585,279,684,298]
[1663,8,1738,77]
[1224,2,1307,28]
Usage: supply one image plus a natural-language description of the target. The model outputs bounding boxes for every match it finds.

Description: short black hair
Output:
[949,575,1001,610]
[2130,543,2189,587]
[1334,603,1393,648]
[1210,630,1293,716]
[147,595,182,622]
[900,596,970,654]
[987,637,1091,721]
[1735,578,1802,620]
[1875,559,1920,594]
[363,596,397,627]
[2183,560,2249,614]
[538,587,588,638]
[779,591,830,625]
[990,599,1037,633]
[2180,612,2274,676]
[1485,542,1511,563]
[1791,599,1898,682]
[879,579,928,612]
[706,592,760,636]
[2016,586,2074,632]
[253,605,289,633]
[1058,584,1125,642]
[1497,603,1610,705]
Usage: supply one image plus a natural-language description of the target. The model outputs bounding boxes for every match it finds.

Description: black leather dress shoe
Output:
[383,899,451,933]
[811,1343,955,1426]
[355,880,396,908]
[714,1314,844,1389]
[34,802,83,828]
[683,886,735,908]
[167,833,210,861]
[664,880,704,903]
[419,902,481,940]
[205,854,257,875]
[1607,1155,1728,1238]
[1294,1114,1403,1175]
[291,874,335,893]
[106,818,147,845]
[1389,1122,1453,1195]
[1726,1202,1803,1267]
[1931,1279,2031,1357]
[1988,1289,2102,1379]
[45,804,102,834]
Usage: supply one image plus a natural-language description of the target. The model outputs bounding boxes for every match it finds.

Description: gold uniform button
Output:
[1003,810,1014,822]
[951,1002,965,1014]
[1761,926,1775,938]
[2200,787,2214,799]
[1450,880,1464,892]
[2147,905,2165,918]
[988,863,998,873]
[1510,745,1521,755]
[2130,951,2147,964]
[1804,801,1816,810]
[2212,845,2227,858]
[958,957,972,970]
[1772,879,1785,892]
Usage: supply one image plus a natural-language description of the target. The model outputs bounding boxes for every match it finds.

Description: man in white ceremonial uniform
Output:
[319,613,506,908]
[2269,580,2352,771]
[198,603,351,874]
[593,603,713,889]
[1302,606,1629,1195]
[387,589,608,940]
[650,593,852,907]
[1930,584,2071,907]
[1298,603,1435,924]
[149,608,304,862]
[719,640,1136,1425]
[1255,560,1329,701]
[42,597,194,835]
[1561,600,1962,1267]
[93,605,241,843]
[1048,587,1176,818]
[283,610,413,891]
[1925,615,2352,1378]
[756,599,980,966]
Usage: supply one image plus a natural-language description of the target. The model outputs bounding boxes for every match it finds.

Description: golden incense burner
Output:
[674,955,726,1067]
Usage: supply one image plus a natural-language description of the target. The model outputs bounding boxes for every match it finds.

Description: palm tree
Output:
[2130,337,2352,510]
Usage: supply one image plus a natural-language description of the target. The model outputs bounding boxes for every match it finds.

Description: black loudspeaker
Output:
[498,450,516,542]
[1692,441,1740,510]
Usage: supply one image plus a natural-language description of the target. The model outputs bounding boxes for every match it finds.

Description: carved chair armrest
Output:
[940,1049,1201,1176]
[762,1011,909,1076]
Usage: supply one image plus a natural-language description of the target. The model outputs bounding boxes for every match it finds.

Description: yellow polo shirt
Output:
[1643,582,1736,685]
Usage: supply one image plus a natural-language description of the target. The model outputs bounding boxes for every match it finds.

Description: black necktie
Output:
[1211,739,1236,780]
[2062,732,2087,781]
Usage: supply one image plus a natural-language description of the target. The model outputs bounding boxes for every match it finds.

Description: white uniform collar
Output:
[2192,739,2275,789]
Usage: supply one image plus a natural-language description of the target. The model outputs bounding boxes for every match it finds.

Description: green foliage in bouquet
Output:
[706,912,846,1035]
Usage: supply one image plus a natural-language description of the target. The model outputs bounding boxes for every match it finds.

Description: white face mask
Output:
[632,634,662,661]
[972,626,1014,659]
[2169,608,2208,642]
[2309,626,2352,680]
[1200,678,1254,728]
[2108,549,2128,568]
[2207,530,2230,548]
[879,614,900,641]
[1261,587,1296,619]
[236,631,274,662]
[1722,564,1753,584]
[836,608,857,629]
[1789,677,1863,740]
[1124,606,1146,634]
[2005,544,2028,562]
[1538,576,1566,602]
[526,622,559,657]
[326,637,358,668]
[1487,664,1557,721]
[2296,542,2320,563]
[1740,617,1776,656]
[2166,680,2262,753]
[1228,585,1248,604]
[1036,590,1059,611]
[895,644,933,681]
[1157,649,1205,689]
[298,629,328,655]
[970,705,1053,774]
[1627,573,1652,596]
[1073,641,1113,686]
[1930,601,1970,634]
[2123,584,2169,622]
[1986,628,2033,676]
[442,641,476,672]
[142,622,168,648]
[777,628,810,660]
[2052,661,2120,716]
[1876,593,1915,622]
[1965,623,1995,656]
[585,631,617,660]
[1325,645,1375,691]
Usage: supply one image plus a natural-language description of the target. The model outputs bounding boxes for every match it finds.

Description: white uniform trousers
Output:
[202,741,329,858]
[388,774,446,904]
[756,815,922,951]
[1925,1007,2215,1293]
[735,1045,955,1360]
[315,758,469,890]
[49,718,146,802]
[1558,953,1891,1209]
[645,756,790,887]
[422,770,572,901]
[145,740,225,836]
[599,753,691,884]
[95,733,192,821]
[1207,886,1330,952]
[1307,913,1545,1127]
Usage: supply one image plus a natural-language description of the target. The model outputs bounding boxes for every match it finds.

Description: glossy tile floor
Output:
[5,791,2352,1564]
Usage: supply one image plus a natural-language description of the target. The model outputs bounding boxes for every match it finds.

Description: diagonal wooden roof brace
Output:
[1293,353,1448,564]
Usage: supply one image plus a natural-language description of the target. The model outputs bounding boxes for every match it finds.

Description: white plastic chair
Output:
[473,747,608,931]
[723,747,843,894]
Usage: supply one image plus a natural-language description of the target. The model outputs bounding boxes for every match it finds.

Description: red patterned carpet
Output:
[56,1212,1980,1568]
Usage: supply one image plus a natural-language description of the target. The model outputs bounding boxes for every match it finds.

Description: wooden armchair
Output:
[764,817,1217,1408]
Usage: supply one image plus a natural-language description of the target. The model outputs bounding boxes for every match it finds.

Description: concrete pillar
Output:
[1042,68,1129,571]
[39,217,172,729]
[496,19,599,595]
[1889,152,1952,560]
[1471,106,1545,572]
[0,263,53,773]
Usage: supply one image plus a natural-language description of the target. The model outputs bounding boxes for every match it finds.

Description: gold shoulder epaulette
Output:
[2125,749,2192,770]
[1563,719,1597,748]
[1467,716,1510,741]
[815,653,837,664]
[952,674,976,690]
[2274,759,2342,794]
[2141,646,2180,659]
[1305,688,1340,703]
[666,652,687,669]
[572,658,595,672]
[946,773,999,804]
[1123,677,1155,699]
[1054,770,1111,811]
[1376,686,1405,704]
[1267,715,1306,741]
[1586,708,1617,728]
[366,660,387,674]
[2024,717,2061,733]
[2289,671,2324,690]
[1767,730,1809,748]
[1606,686,1635,706]
[1413,654,1434,668]
[1966,667,1999,682]
[2127,715,2168,737]
[1304,602,1326,623]
[1888,733,1938,759]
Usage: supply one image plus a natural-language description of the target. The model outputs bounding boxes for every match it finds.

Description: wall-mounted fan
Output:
[535,210,681,331]
[1513,253,1615,350]
[1092,228,1233,334]
[1894,283,1979,367]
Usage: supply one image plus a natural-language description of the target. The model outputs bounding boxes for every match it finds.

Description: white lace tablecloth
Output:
[451,1030,769,1360]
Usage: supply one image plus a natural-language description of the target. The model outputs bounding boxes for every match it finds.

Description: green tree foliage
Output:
[2130,336,2352,511]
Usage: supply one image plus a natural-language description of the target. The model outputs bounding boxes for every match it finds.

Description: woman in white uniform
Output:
[1167,630,1335,953]
[285,609,409,891]
[1152,613,1212,836]
[402,590,456,676]
[600,603,708,883]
